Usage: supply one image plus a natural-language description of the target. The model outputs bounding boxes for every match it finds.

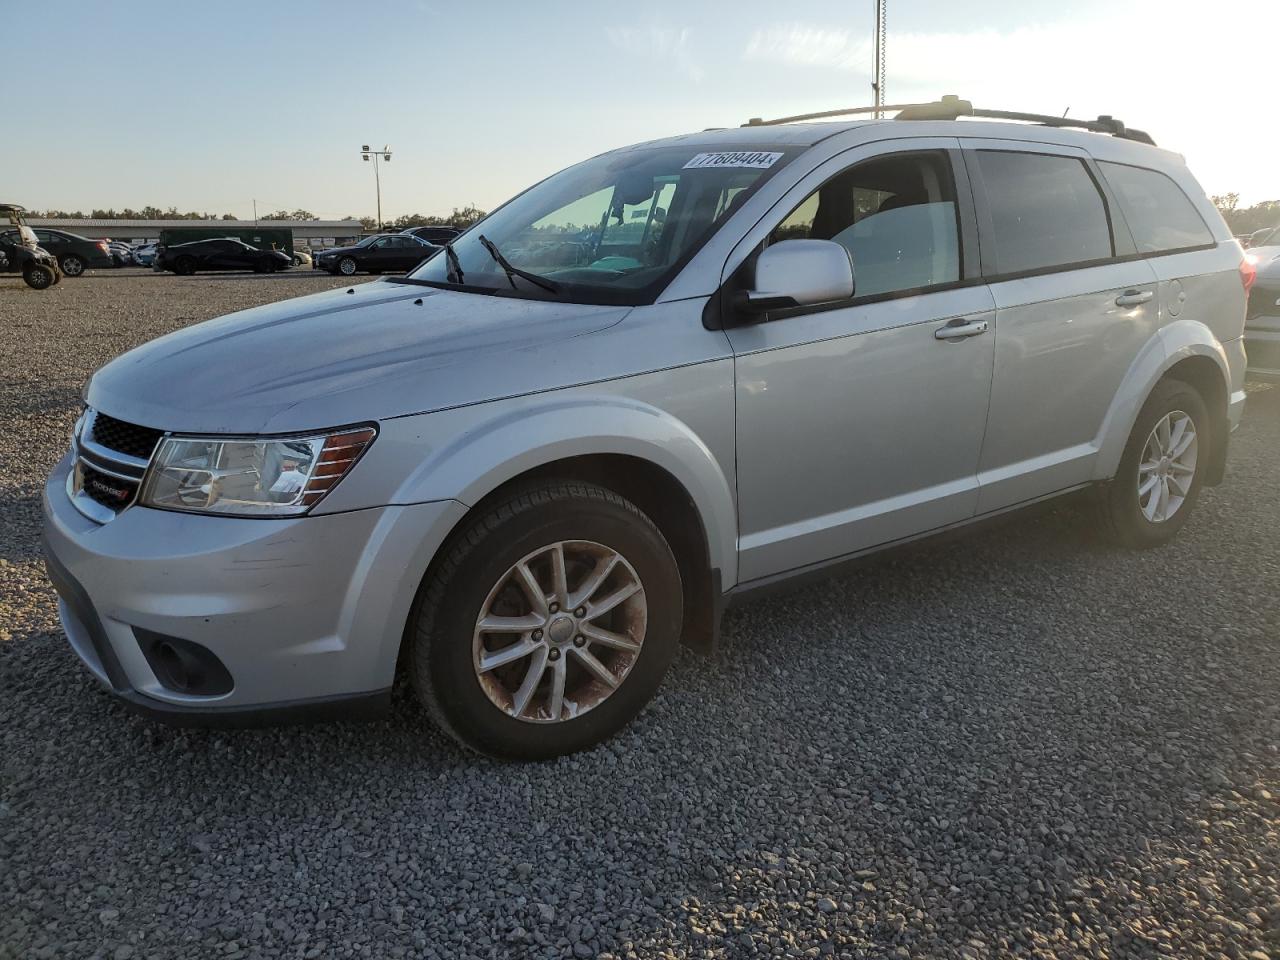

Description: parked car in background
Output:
[400,225,461,245]
[1244,230,1280,380]
[0,204,61,289]
[106,241,133,267]
[1246,226,1278,249]
[154,237,293,275]
[130,242,157,267]
[0,227,112,276]
[314,233,436,275]
[293,247,313,267]
[43,98,1250,760]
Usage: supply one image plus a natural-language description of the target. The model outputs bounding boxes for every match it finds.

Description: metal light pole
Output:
[360,144,392,231]
[872,0,887,118]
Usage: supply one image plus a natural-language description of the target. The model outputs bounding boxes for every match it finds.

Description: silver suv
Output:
[43,98,1249,759]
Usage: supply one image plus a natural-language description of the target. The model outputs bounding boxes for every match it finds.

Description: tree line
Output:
[25,205,489,230]
[1212,196,1279,237]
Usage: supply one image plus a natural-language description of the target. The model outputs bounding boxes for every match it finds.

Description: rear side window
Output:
[1098,161,1214,253]
[976,151,1112,274]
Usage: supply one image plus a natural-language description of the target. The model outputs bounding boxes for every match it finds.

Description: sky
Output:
[6,0,1275,221]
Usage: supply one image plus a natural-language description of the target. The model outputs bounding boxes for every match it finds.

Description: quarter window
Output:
[1098,161,1214,253]
[976,151,1112,274]
[770,151,961,298]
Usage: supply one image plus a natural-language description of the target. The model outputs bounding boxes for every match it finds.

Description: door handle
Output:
[1115,289,1154,307]
[934,318,989,341]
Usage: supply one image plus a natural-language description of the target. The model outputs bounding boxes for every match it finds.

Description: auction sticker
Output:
[683,151,783,170]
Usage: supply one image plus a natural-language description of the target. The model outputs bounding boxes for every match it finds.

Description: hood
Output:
[86,281,631,434]
[318,244,365,257]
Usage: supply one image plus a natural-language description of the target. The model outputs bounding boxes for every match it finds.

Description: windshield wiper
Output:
[441,240,465,284]
[477,234,560,294]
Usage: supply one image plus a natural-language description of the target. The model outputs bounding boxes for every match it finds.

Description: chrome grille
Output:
[68,409,164,523]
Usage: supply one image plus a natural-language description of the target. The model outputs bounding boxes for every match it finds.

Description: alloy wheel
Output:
[1138,410,1198,523]
[472,540,647,723]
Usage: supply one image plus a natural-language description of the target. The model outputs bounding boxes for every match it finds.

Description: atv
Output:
[0,204,61,289]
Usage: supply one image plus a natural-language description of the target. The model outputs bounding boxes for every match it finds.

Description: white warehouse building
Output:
[27,218,364,248]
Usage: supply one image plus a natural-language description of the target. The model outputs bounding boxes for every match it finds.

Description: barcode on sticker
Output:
[683,151,783,170]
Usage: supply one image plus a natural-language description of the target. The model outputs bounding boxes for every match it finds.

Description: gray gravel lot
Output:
[2,267,1279,960]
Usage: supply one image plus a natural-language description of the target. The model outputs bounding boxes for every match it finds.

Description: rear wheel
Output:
[1096,378,1210,548]
[22,263,55,289]
[59,254,85,277]
[338,257,357,276]
[174,257,196,276]
[408,481,683,760]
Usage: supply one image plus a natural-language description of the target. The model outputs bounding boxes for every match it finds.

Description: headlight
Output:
[139,426,375,517]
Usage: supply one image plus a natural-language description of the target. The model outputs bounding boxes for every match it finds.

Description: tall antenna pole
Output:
[872,0,887,118]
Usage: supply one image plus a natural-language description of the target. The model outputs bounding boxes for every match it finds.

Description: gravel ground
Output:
[2,268,1279,960]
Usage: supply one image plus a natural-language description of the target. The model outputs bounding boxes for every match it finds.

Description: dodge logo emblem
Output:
[89,478,131,501]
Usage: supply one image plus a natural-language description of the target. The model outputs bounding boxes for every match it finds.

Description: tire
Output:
[1096,378,1210,548]
[338,257,358,276]
[59,254,85,277]
[253,258,269,273]
[22,263,55,290]
[174,257,196,276]
[408,481,683,760]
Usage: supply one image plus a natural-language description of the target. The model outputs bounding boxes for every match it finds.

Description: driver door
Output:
[725,140,996,582]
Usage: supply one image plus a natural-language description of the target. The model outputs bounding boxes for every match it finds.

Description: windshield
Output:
[406,144,797,304]
[1256,226,1280,248]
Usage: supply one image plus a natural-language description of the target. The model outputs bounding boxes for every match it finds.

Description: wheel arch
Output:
[1094,321,1231,485]
[387,396,737,656]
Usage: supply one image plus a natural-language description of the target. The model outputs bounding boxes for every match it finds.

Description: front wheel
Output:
[22,263,55,289]
[59,254,85,277]
[408,482,683,760]
[1096,378,1210,548]
[337,257,358,276]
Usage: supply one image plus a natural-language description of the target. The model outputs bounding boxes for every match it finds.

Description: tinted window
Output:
[1098,161,1214,253]
[976,151,1112,274]
[770,151,960,298]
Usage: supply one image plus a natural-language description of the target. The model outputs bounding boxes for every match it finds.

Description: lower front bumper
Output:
[43,544,391,727]
[42,454,467,724]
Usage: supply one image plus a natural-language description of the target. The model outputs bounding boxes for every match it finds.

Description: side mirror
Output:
[738,239,855,315]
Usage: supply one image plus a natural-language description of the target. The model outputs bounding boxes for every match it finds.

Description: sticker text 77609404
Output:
[683,152,784,170]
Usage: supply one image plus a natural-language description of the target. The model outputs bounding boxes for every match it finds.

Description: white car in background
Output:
[130,243,158,267]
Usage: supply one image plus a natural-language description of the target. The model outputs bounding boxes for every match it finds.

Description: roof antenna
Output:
[1062,106,1070,118]
[872,0,887,118]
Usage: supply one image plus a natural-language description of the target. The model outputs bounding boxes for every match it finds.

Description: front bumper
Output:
[42,453,466,725]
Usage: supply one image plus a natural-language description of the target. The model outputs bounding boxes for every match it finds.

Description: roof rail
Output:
[744,95,1156,145]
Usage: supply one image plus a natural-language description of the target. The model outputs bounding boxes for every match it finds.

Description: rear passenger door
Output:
[962,140,1160,513]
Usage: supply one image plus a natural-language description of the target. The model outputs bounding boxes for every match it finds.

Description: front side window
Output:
[976,151,1112,274]
[1098,161,1214,253]
[406,144,798,305]
[769,151,961,299]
